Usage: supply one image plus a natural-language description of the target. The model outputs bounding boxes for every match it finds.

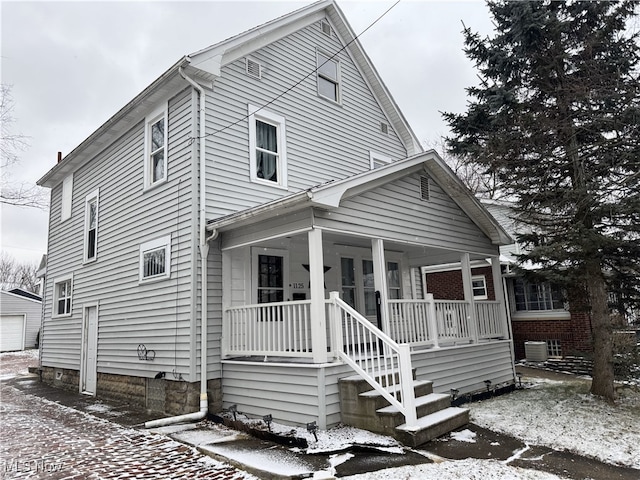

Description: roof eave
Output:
[37,56,192,188]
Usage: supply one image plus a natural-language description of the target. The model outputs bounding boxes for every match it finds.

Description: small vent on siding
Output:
[380,122,389,135]
[420,176,431,201]
[321,20,332,36]
[245,58,262,79]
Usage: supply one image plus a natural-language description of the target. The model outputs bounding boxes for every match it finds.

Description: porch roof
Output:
[206,151,513,246]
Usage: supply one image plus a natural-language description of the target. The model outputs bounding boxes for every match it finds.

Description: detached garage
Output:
[1,289,42,352]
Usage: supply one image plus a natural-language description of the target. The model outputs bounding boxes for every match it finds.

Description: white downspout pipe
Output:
[145,66,210,428]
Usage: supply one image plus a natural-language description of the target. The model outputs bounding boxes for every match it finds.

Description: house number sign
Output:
[292,282,305,289]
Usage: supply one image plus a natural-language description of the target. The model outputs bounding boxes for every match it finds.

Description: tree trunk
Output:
[588,263,615,401]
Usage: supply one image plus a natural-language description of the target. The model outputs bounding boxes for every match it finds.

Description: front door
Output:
[81,305,98,394]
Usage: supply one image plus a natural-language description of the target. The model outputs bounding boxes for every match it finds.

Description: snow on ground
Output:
[470,377,640,469]
[339,458,569,480]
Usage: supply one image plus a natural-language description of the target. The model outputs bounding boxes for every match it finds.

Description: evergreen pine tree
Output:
[444,1,640,400]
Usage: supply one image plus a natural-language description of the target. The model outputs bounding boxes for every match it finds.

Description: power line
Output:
[191,0,401,142]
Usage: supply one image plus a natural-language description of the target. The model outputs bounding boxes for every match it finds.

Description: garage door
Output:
[0,315,25,352]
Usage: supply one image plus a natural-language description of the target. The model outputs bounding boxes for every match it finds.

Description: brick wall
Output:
[426,266,496,301]
[512,310,593,359]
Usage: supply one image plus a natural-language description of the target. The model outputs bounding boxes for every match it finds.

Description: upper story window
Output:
[53,275,73,317]
[513,278,564,311]
[248,105,287,189]
[61,174,73,222]
[84,189,99,263]
[139,235,171,283]
[317,51,340,103]
[369,151,392,170]
[472,275,488,300]
[144,105,168,189]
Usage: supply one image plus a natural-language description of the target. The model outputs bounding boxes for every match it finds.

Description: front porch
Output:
[215,226,514,433]
[207,156,515,435]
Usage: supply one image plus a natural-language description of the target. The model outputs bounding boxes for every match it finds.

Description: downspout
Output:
[145,66,211,428]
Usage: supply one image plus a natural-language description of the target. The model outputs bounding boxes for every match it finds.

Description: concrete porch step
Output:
[377,392,451,418]
[395,406,470,447]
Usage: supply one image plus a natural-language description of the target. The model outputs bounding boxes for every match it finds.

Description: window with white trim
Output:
[369,151,392,170]
[317,51,340,102]
[248,105,287,188]
[139,235,171,282]
[61,174,73,222]
[341,257,356,309]
[388,262,401,299]
[144,106,168,189]
[53,275,72,317]
[84,189,99,263]
[472,275,488,300]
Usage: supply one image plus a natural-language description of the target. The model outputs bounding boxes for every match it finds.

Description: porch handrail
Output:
[328,292,418,427]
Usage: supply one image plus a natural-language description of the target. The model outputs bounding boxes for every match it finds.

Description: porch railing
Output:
[328,292,418,426]
[388,298,506,346]
[475,301,504,339]
[224,300,313,358]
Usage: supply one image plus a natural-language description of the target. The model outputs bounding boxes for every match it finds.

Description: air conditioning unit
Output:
[524,341,548,362]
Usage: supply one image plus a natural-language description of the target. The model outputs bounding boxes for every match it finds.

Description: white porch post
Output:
[372,238,390,333]
[491,256,509,339]
[460,253,479,342]
[308,228,328,363]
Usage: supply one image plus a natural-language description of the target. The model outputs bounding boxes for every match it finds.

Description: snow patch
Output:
[450,428,477,443]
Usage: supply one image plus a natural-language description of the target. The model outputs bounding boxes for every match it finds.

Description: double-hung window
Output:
[53,275,73,317]
[472,275,488,300]
[248,105,287,188]
[139,235,171,282]
[144,105,168,189]
[317,51,340,102]
[84,189,99,263]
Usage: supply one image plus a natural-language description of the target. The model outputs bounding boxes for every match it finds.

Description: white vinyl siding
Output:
[315,173,498,256]
[61,174,73,221]
[205,21,407,220]
[83,189,99,263]
[41,89,196,378]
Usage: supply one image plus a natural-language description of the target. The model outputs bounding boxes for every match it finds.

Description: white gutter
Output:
[145,66,210,428]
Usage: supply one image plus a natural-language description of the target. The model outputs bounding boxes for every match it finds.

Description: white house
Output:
[1,289,42,352]
[36,0,515,445]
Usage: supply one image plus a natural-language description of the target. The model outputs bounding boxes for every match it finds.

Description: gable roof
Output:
[2,289,42,303]
[38,0,420,188]
[207,150,513,246]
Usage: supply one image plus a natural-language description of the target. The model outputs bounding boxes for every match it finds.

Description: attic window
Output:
[246,58,262,79]
[321,20,332,36]
[380,122,389,135]
[420,176,431,201]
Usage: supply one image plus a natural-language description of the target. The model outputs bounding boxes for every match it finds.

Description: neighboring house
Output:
[36,1,515,443]
[482,200,593,360]
[0,289,42,352]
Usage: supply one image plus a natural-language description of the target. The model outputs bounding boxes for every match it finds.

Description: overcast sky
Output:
[0,0,494,265]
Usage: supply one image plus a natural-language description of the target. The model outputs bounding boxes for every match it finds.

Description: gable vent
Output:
[380,122,389,135]
[245,58,262,79]
[321,20,332,36]
[420,176,431,201]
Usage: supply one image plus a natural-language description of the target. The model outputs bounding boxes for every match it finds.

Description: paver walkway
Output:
[0,379,255,480]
